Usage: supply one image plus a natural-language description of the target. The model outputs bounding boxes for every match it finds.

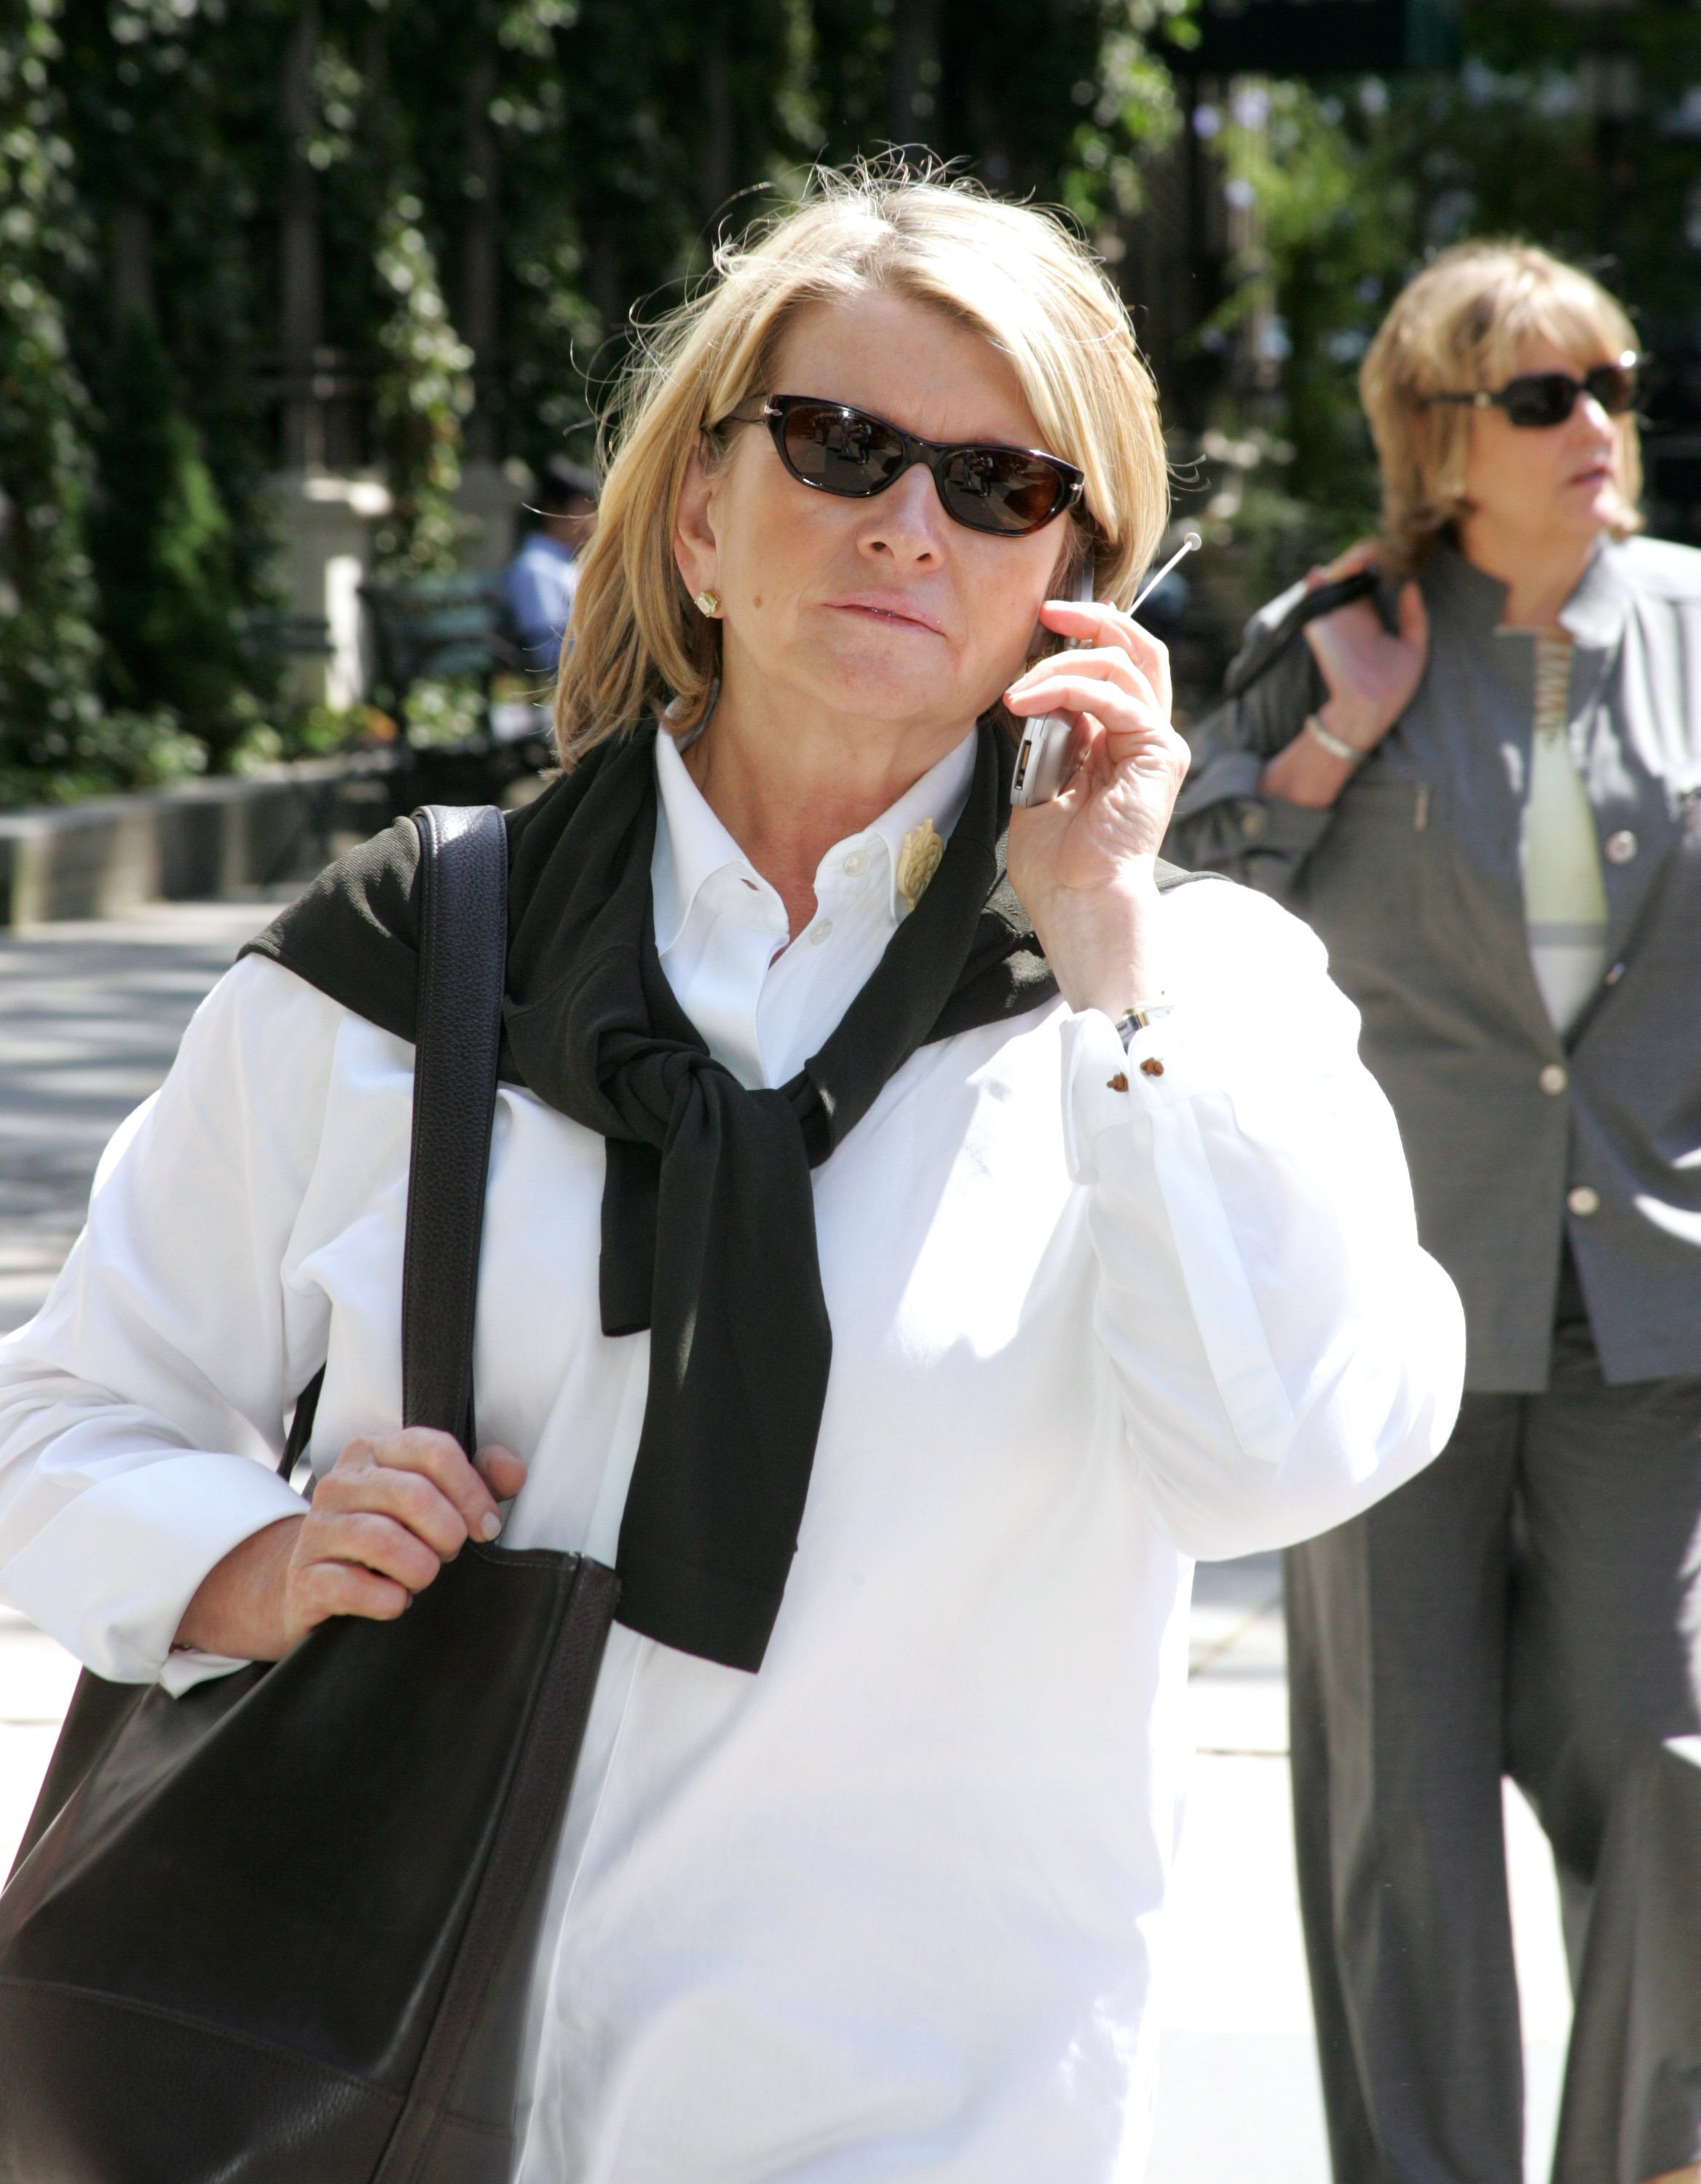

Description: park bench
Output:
[360,570,554,804]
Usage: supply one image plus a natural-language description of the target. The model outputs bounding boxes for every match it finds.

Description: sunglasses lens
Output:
[1585,363,1637,416]
[939,448,1070,535]
[779,402,906,494]
[767,397,1078,534]
[1502,375,1578,428]
[1501,364,1638,428]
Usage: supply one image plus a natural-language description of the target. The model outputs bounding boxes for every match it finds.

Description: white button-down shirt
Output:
[651,722,976,1087]
[0,730,1463,2183]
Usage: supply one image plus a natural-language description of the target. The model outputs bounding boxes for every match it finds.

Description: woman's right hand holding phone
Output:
[1262,540,1430,808]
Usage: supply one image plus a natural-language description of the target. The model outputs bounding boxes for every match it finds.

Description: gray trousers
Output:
[1286,1271,1701,2184]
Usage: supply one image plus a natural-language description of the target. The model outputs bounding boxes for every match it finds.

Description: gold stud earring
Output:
[695,590,721,617]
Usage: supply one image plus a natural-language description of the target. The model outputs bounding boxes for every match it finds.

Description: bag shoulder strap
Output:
[403,803,509,1446]
[277,802,508,1477]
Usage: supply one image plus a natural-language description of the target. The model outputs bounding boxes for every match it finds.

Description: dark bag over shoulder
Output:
[0,805,620,2184]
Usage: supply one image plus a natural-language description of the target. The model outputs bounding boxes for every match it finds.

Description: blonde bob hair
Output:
[555,165,1168,766]
[1360,240,1643,577]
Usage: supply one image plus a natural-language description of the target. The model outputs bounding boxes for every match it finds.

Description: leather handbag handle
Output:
[402,804,509,1448]
[270,804,507,1486]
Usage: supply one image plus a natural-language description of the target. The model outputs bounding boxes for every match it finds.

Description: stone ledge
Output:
[0,753,403,929]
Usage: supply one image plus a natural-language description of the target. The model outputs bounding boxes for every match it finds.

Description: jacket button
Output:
[1605,829,1637,864]
[1239,805,1267,841]
[1605,961,1625,985]
[1539,1064,1568,1095]
[1568,1185,1600,1217]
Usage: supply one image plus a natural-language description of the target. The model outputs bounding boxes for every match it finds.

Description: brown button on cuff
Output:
[1140,1057,1165,1078]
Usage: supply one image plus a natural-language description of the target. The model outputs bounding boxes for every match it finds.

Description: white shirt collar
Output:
[651,723,979,955]
[861,731,979,926]
[652,725,767,957]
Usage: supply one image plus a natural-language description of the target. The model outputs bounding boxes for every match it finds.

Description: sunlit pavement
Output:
[0,894,296,1879]
[0,892,301,1342]
[0,895,1575,2178]
[1150,1556,1572,2183]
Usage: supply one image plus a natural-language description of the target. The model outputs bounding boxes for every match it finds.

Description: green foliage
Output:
[90,309,251,761]
[805,0,1183,219]
[4,0,1192,803]
[371,192,475,577]
[1208,3,1701,590]
[1209,79,1410,559]
[58,0,280,601]
[0,0,104,780]
[230,701,386,768]
[54,0,285,775]
[403,676,484,748]
[1059,7,1188,232]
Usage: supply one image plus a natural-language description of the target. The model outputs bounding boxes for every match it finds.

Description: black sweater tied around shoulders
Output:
[244,718,1079,1671]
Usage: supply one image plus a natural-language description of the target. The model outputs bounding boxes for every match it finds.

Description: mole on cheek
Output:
[751,595,763,609]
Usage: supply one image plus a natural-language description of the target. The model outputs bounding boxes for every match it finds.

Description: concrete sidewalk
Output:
[1149,1556,1573,2183]
[0,890,301,1338]
[0,895,1577,2179]
[0,893,296,1877]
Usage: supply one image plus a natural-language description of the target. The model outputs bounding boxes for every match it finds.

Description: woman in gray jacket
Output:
[1169,241,1701,2184]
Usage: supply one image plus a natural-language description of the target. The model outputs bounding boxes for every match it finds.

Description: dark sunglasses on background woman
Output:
[722,394,1086,537]
[1427,352,1638,430]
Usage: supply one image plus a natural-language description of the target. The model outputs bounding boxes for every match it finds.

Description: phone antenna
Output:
[1132,531,1202,616]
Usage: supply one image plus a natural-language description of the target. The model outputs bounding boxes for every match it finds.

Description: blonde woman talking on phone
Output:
[0,171,1459,2180]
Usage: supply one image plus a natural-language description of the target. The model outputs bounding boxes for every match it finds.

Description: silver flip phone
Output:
[1009,559,1095,810]
[1009,531,1201,808]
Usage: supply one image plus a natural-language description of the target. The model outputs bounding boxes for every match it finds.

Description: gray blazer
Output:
[1167,537,1701,1393]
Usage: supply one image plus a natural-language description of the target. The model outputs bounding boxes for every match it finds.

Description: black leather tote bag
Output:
[0,804,620,2184]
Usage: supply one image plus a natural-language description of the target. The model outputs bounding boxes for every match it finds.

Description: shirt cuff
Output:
[1061,1002,1298,1469]
[0,1449,306,1688]
[1062,1005,1192,1184]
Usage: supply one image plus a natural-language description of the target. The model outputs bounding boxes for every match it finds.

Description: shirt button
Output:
[840,849,869,877]
[809,919,833,946]
[1605,961,1625,985]
[1605,829,1637,864]
[1568,1185,1600,1217]
[1539,1063,1568,1095]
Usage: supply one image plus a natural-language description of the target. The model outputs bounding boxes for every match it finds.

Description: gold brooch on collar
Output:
[896,818,944,910]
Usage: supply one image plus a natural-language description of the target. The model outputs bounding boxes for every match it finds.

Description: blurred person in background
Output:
[1168,242,1701,2184]
[505,453,599,670]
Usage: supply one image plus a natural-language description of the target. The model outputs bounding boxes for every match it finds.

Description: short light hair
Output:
[555,164,1169,764]
[1359,240,1643,577]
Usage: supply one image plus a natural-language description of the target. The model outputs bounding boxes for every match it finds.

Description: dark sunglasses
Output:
[721,394,1086,537]
[1429,352,1638,430]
